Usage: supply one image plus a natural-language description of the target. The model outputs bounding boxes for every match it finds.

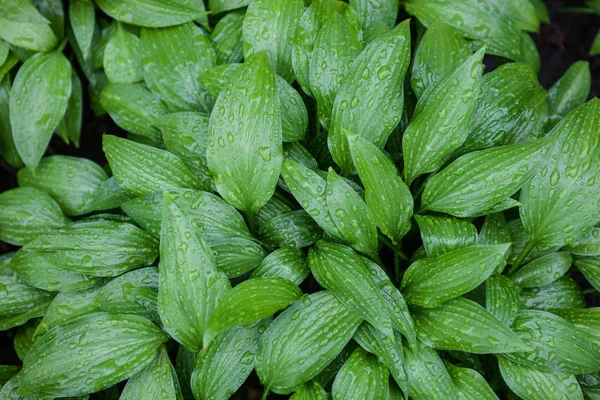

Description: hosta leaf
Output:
[565,227,600,256]
[546,61,591,130]
[276,76,308,142]
[552,308,600,348]
[211,10,244,64]
[104,23,142,84]
[309,241,392,337]
[309,9,361,130]
[211,236,266,279]
[412,297,531,353]
[290,381,327,400]
[208,0,248,13]
[462,63,548,151]
[10,50,71,168]
[411,22,471,98]
[103,135,201,196]
[158,111,209,161]
[255,291,362,394]
[503,309,600,375]
[257,197,292,225]
[415,215,477,258]
[519,277,585,311]
[69,0,95,59]
[100,83,167,141]
[56,72,83,147]
[0,187,70,246]
[141,22,215,113]
[204,277,301,345]
[403,339,458,400]
[332,347,390,400]
[348,134,413,244]
[82,177,134,214]
[401,244,511,307]
[445,362,498,400]
[508,218,559,265]
[498,357,583,400]
[283,142,319,171]
[14,318,36,359]
[17,155,108,216]
[574,257,600,291]
[176,345,196,400]
[0,77,23,168]
[206,53,282,214]
[0,300,49,331]
[351,0,398,31]
[159,191,230,351]
[486,274,520,327]
[120,345,181,400]
[591,28,600,56]
[242,0,304,83]
[520,99,600,248]
[510,251,572,288]
[0,260,52,317]
[258,210,322,249]
[403,48,484,184]
[326,169,378,257]
[329,21,411,174]
[479,213,511,246]
[250,247,310,285]
[0,1,57,51]
[95,0,205,27]
[192,320,268,400]
[19,312,168,398]
[23,220,158,277]
[421,137,551,217]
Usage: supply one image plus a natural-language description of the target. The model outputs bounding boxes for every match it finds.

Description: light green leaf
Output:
[332,347,390,400]
[574,257,600,291]
[56,72,83,147]
[415,215,477,258]
[290,381,327,400]
[242,0,304,83]
[19,312,168,398]
[0,300,49,331]
[528,0,549,23]
[520,99,600,248]
[0,1,57,51]
[258,210,322,249]
[421,137,551,218]
[250,247,310,285]
[206,53,282,214]
[283,142,318,171]
[208,0,249,14]
[351,0,398,31]
[329,20,411,174]
[403,48,484,184]
[0,77,23,168]
[591,28,600,56]
[498,356,583,400]
[10,50,71,168]
[81,177,134,214]
[309,241,392,337]
[411,22,471,98]
[508,218,559,265]
[0,187,70,246]
[519,32,541,74]
[33,0,64,40]
[412,297,531,353]
[479,213,511,246]
[158,111,209,160]
[486,274,520,327]
[546,61,591,130]
[69,0,95,59]
[401,244,511,307]
[519,276,585,311]
[95,0,205,27]
[255,291,362,394]
[552,308,600,348]
[0,259,52,317]
[211,9,244,64]
[0,40,7,65]
[445,361,498,400]
[104,23,142,84]
[510,251,572,288]
[565,227,600,256]
[276,76,308,142]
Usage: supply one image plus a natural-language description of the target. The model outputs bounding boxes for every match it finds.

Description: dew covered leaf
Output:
[445,361,499,400]
[257,210,322,249]
[55,71,84,147]
[103,23,142,84]
[486,274,520,327]
[574,257,600,292]
[552,308,600,348]
[479,213,511,246]
[69,0,95,59]
[0,257,53,317]
[351,0,398,32]
[510,251,572,288]
[95,0,205,27]
[415,215,477,257]
[546,61,591,130]
[211,10,245,65]
[0,1,57,51]
[331,347,390,400]
[519,276,585,311]
[250,247,310,285]
[0,77,23,168]
[565,227,600,256]
[290,381,327,400]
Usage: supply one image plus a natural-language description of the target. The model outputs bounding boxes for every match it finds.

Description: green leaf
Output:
[591,28,600,56]
[104,23,142,84]
[159,191,230,351]
[510,251,572,288]
[19,312,168,398]
[0,77,23,168]
[141,22,215,113]
[309,9,361,130]
[0,187,70,246]
[348,134,413,245]
[0,365,19,387]
[351,0,398,31]
[519,277,585,311]
[503,309,600,375]
[401,244,511,307]
[479,213,511,246]
[415,215,477,258]
[412,297,531,353]
[0,1,57,51]
[552,308,600,348]
[507,218,558,265]
[100,83,167,141]
[258,210,322,249]
[159,111,209,159]
[0,261,52,317]
[498,356,583,400]
[519,32,541,74]
[17,155,108,216]
[329,21,411,174]
[192,320,268,400]
[242,0,304,83]
[528,0,549,23]
[69,0,95,59]
[255,291,362,394]
[462,63,548,152]
[250,246,310,285]
[421,137,551,217]
[206,53,282,214]
[309,241,392,337]
[403,339,458,400]
[204,277,301,345]
[208,0,248,13]
[486,274,520,327]
[520,99,600,248]
[120,345,182,400]
[290,381,327,400]
[82,177,134,214]
[23,220,158,277]
[175,345,196,400]
[10,50,71,168]
[283,142,318,171]
[565,227,600,256]
[445,361,498,400]
[0,300,49,331]
[276,76,308,142]
[326,169,378,257]
[411,22,471,98]
[95,0,205,27]
[546,61,591,130]
[403,48,484,184]
[332,347,390,400]
[211,9,244,64]
[56,71,84,147]
[574,257,600,291]
[103,135,202,196]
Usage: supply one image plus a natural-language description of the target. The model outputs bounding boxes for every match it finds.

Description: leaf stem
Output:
[246,210,257,235]
[507,241,535,275]
[261,387,270,400]
[583,289,597,295]
[379,234,395,249]
[272,190,297,209]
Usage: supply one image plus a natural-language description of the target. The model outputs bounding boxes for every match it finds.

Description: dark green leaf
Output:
[0,258,52,317]
[290,381,327,400]
[250,246,310,285]
[486,274,520,327]
[445,361,498,400]
[574,256,600,291]
[332,347,390,400]
[56,72,84,147]
[565,227,600,256]
[479,213,511,246]
[519,277,585,311]
[258,210,322,249]
[69,0,95,59]
[552,308,600,348]
[0,77,22,168]
[546,61,591,130]
[415,215,477,258]
[351,0,398,31]
[510,251,572,288]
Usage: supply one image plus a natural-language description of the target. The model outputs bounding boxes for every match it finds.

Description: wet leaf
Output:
[0,1,57,51]
[250,247,310,285]
[0,77,22,168]
[415,215,477,258]
[519,276,585,311]
[565,227,600,256]
[290,381,327,400]
[211,9,245,65]
[69,0,95,59]
[546,61,591,130]
[332,347,390,400]
[552,308,600,348]
[104,23,142,84]
[351,0,398,31]
[0,258,52,317]
[574,257,600,291]
[479,213,511,246]
[14,317,38,361]
[510,251,572,288]
[95,0,205,27]
[445,361,498,400]
[258,210,322,249]
[56,72,84,147]
[81,177,133,214]
[486,274,520,327]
